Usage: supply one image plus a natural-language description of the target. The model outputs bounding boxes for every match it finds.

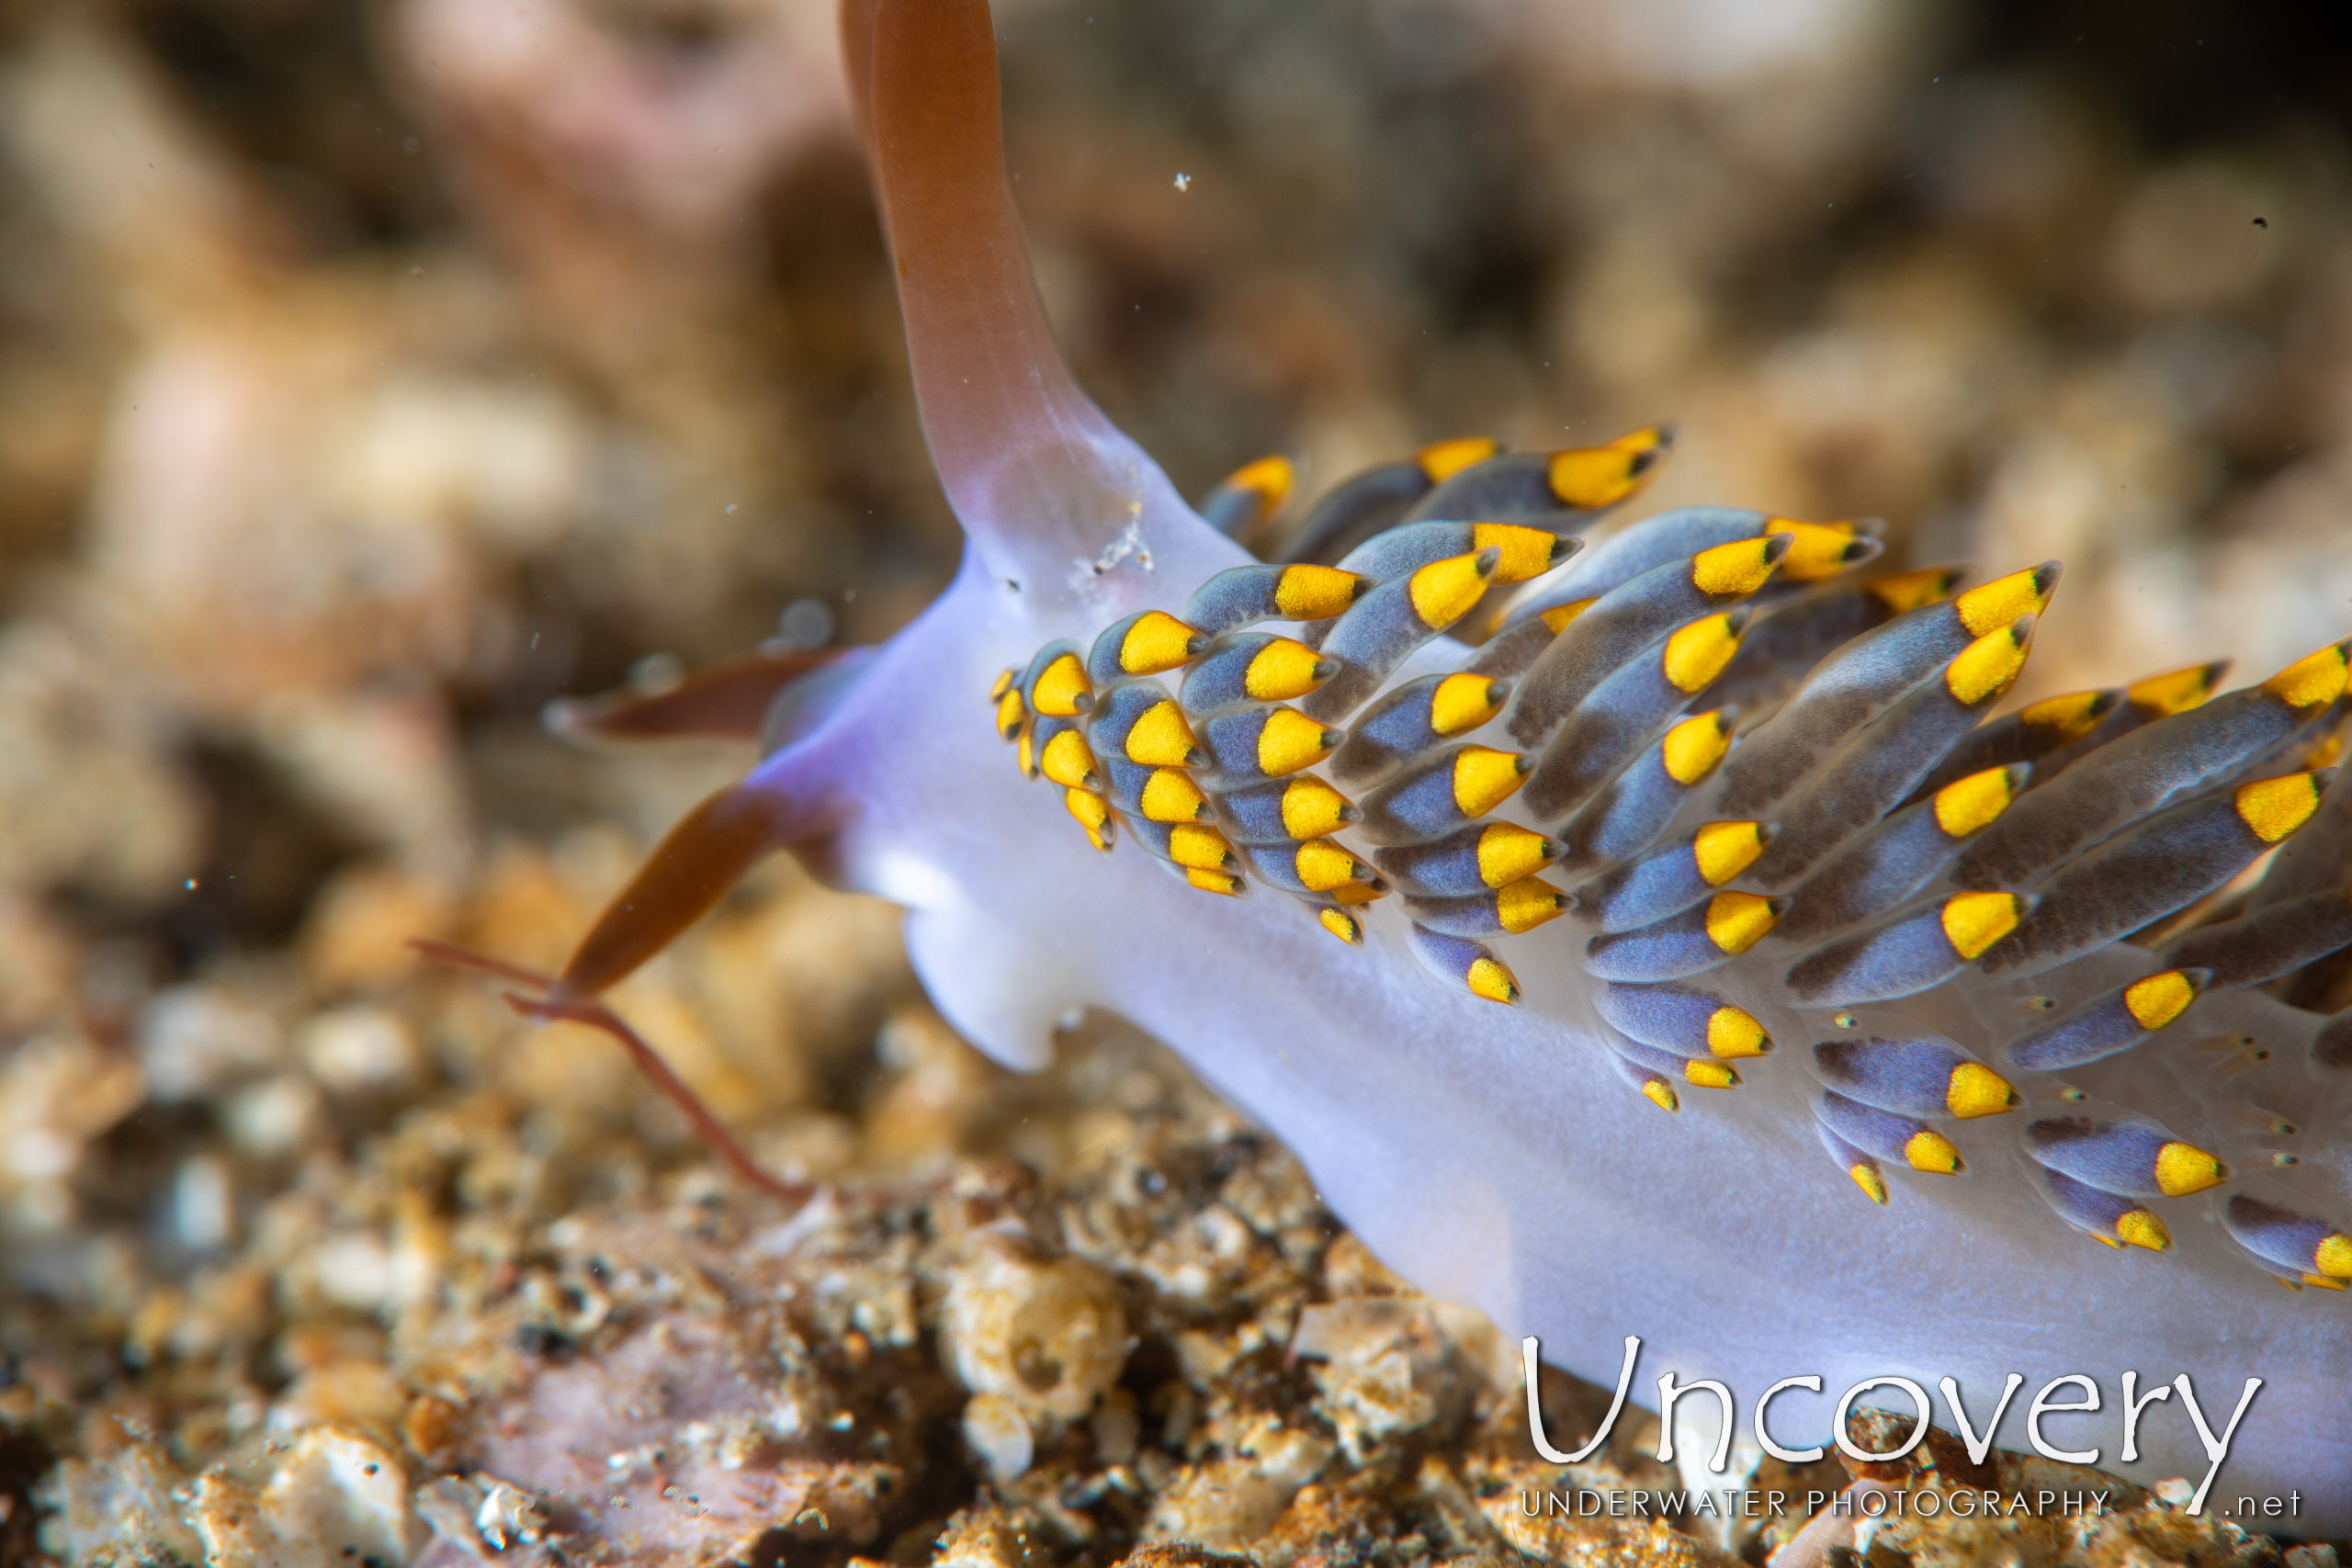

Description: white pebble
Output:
[962,1393,1035,1483]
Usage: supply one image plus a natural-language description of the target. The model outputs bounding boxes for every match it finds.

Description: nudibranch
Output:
[493,0,2352,1529]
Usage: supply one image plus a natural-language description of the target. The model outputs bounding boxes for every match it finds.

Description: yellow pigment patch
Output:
[1016,726,1038,780]
[1691,820,1769,885]
[1683,1060,1739,1090]
[1408,550,1498,631]
[995,687,1027,740]
[1186,867,1245,897]
[1120,611,1204,676]
[1317,908,1363,945]
[1661,614,1744,694]
[1476,823,1556,888]
[1952,563,2058,636]
[1904,1130,1963,1173]
[2317,1235,2352,1279]
[1472,523,1566,584]
[1452,747,1532,817]
[1933,767,2018,838]
[2233,772,2324,843]
[1279,776,1354,839]
[2020,689,2114,742]
[1761,518,1864,581]
[1702,891,1779,954]
[1940,891,2024,960]
[1706,1005,1771,1058]
[1548,425,1670,508]
[1867,567,1962,615]
[989,668,1016,703]
[1065,788,1114,852]
[1257,708,1340,775]
[1226,453,1295,513]
[1140,767,1210,823]
[1691,537,1782,597]
[1295,840,1372,892]
[1849,1164,1889,1204]
[1466,955,1521,1005]
[1244,637,1329,700]
[2261,640,2351,711]
[2154,1142,2228,1197]
[1945,622,2031,705]
[2123,969,2201,1031]
[1168,825,1235,872]
[1642,1079,1681,1113]
[1418,434,1499,482]
[2115,1210,2171,1252]
[1660,710,1734,785]
[2130,660,2228,716]
[1033,652,1092,716]
[1497,876,1568,934]
[1273,564,1367,621]
[1539,598,1596,635]
[1430,672,1509,736]
[1125,699,1202,766]
[1945,1061,2018,1119]
[1039,729,1097,790]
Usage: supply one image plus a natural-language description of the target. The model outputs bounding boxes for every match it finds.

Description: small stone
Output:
[962,1392,1035,1483]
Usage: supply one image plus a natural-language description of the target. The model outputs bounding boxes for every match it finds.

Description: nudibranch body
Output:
[544,0,2352,1529]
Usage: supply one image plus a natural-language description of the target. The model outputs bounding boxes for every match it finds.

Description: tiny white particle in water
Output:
[1173,172,1191,191]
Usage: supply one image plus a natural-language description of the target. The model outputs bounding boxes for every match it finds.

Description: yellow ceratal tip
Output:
[1065,787,1114,852]
[1952,561,2060,636]
[2019,687,2118,742]
[1015,725,1038,780]
[1763,517,1871,581]
[1139,766,1210,823]
[1273,563,1368,621]
[1849,1163,1889,1204]
[1317,907,1363,945]
[1033,651,1093,716]
[1904,1129,1963,1173]
[2114,1209,2172,1252]
[1547,423,1671,509]
[2154,1142,2229,1198]
[1244,636,1330,701]
[1280,776,1356,839]
[2233,772,2325,843]
[1039,728,1098,790]
[1295,839,1374,893]
[1476,823,1558,888]
[1945,618,2033,705]
[1682,1059,1740,1090]
[989,667,1017,703]
[2128,659,2230,716]
[1702,891,1780,954]
[1408,549,1500,632]
[1661,612,1745,694]
[1472,523,1568,584]
[1120,611,1206,676]
[1496,875,1568,934]
[1866,566,1961,615]
[1226,453,1295,512]
[1452,746,1532,817]
[1258,707,1341,775]
[1168,824,1236,872]
[2316,1234,2352,1280]
[1691,820,1770,886]
[1186,867,1246,897]
[1125,699,1203,767]
[1465,955,1521,1005]
[1941,890,2024,960]
[1326,878,1387,906]
[1690,536,1785,597]
[2261,639,2351,711]
[1418,434,1499,482]
[1932,766,2021,839]
[995,687,1027,741]
[1705,1004,1771,1058]
[1944,1060,2018,1119]
[1430,671,1510,736]
[1538,597,1596,635]
[1641,1078,1681,1114]
[1659,709,1735,786]
[2124,968,2204,1031]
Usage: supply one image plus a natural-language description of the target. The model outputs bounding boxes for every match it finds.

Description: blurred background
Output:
[2,0,2351,1559]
